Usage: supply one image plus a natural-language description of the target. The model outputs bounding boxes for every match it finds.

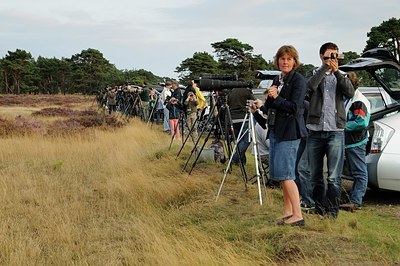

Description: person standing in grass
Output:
[161,82,172,132]
[194,81,208,114]
[166,96,183,139]
[184,91,198,138]
[252,45,307,226]
[156,94,164,124]
[139,86,150,121]
[341,72,370,210]
[106,87,117,114]
[306,42,355,219]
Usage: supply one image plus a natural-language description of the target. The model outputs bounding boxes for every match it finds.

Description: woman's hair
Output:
[347,71,360,89]
[274,45,300,70]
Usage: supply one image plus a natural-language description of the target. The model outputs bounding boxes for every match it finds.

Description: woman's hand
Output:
[254,99,263,108]
[268,85,278,99]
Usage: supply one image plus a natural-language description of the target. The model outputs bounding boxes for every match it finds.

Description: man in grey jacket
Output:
[306,42,355,219]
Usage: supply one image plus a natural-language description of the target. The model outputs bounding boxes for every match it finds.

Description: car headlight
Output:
[370,121,395,153]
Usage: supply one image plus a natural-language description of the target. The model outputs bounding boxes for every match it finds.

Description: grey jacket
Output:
[307,64,355,129]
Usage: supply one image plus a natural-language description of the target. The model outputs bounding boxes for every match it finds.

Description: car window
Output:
[258,80,273,89]
[252,88,265,102]
[375,67,400,92]
[364,92,386,113]
[362,87,400,114]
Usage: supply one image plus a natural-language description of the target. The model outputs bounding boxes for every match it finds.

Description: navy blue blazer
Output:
[254,70,307,141]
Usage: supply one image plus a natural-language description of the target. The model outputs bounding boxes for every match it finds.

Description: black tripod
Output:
[181,93,248,185]
[147,95,160,128]
[216,105,268,205]
[119,92,143,120]
[168,112,196,150]
[176,107,207,158]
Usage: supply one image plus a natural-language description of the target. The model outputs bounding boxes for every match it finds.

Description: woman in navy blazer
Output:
[253,45,307,226]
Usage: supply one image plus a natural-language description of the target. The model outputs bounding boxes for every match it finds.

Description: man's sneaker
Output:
[339,203,361,212]
[301,203,316,214]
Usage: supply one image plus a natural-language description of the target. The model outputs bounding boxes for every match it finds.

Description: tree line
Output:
[1,17,398,94]
[0,48,166,95]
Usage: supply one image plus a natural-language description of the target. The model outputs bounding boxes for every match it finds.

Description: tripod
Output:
[168,112,196,150]
[176,91,213,159]
[181,94,248,185]
[119,92,143,120]
[216,106,268,205]
[147,95,160,127]
[176,110,202,158]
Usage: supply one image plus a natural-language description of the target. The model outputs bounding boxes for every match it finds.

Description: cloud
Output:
[1,0,399,78]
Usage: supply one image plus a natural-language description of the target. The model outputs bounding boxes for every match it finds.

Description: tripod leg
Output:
[176,116,199,158]
[181,103,217,173]
[216,123,249,201]
[224,105,248,185]
[230,121,249,187]
[147,98,158,127]
[251,122,263,205]
[188,115,220,175]
[216,112,254,201]
[168,118,180,150]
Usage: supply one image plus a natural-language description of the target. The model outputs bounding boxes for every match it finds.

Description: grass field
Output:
[0,94,399,265]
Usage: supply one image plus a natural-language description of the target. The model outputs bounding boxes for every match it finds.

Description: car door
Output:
[340,48,400,191]
[340,48,400,101]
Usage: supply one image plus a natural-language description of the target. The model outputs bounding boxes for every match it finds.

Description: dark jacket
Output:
[307,64,355,129]
[166,100,183,119]
[171,88,183,102]
[227,87,255,120]
[139,88,150,102]
[254,70,307,141]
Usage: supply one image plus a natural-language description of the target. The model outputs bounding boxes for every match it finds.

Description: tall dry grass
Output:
[0,119,269,264]
[1,97,400,264]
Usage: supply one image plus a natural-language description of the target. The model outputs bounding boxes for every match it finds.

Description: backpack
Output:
[209,140,226,163]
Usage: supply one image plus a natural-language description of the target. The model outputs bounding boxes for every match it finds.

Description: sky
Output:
[1,0,399,79]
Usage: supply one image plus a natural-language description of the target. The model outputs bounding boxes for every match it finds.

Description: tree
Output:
[36,56,60,94]
[340,51,360,65]
[56,58,73,94]
[364,17,400,61]
[0,58,11,93]
[297,63,316,77]
[175,52,218,81]
[123,69,163,86]
[212,38,253,66]
[69,48,112,94]
[2,49,34,94]
[102,66,125,87]
[211,38,273,80]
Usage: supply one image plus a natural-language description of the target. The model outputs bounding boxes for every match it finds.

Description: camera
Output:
[246,99,254,108]
[125,85,143,94]
[194,73,253,91]
[195,78,254,91]
[323,53,345,60]
[200,73,238,81]
[267,108,277,127]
